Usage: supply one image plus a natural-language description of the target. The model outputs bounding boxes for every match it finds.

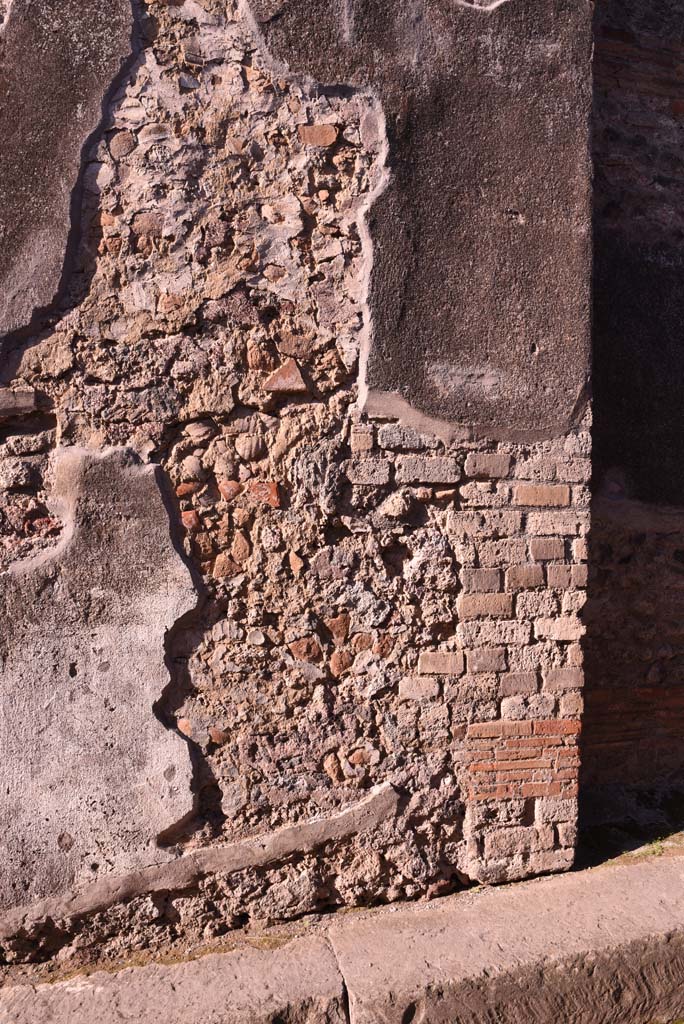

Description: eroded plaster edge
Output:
[239,0,392,423]
[0,782,399,940]
[0,0,14,32]
[452,0,513,11]
[0,0,139,353]
[363,387,591,445]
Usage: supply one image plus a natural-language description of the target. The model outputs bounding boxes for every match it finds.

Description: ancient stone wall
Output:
[0,0,592,967]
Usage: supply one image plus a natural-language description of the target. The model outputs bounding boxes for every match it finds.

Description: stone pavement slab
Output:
[3,855,684,1023]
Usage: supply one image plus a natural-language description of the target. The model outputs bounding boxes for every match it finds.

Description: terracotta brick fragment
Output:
[247,480,280,508]
[298,123,338,147]
[467,720,533,739]
[181,510,200,532]
[289,635,322,662]
[176,482,200,498]
[351,633,373,654]
[513,484,571,507]
[521,782,563,798]
[208,727,230,746]
[464,453,511,478]
[324,612,350,643]
[264,357,308,394]
[330,649,353,677]
[373,634,394,658]
[533,719,581,736]
[218,479,243,502]
[289,551,304,575]
[213,552,241,578]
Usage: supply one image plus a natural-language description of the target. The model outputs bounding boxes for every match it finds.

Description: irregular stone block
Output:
[0,447,196,914]
[395,456,460,484]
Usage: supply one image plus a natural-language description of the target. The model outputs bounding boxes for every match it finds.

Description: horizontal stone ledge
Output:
[0,388,38,420]
[4,854,684,1023]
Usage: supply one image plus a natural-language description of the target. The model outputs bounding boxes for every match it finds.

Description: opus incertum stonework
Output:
[0,0,595,967]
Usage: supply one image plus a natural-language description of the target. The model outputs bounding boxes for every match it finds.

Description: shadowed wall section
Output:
[583,0,684,846]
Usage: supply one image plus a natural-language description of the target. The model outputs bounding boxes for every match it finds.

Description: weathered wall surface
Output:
[0,0,591,966]
[0,0,135,340]
[248,0,593,438]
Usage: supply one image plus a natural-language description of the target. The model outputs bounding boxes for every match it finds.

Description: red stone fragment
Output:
[176,482,200,497]
[247,479,280,508]
[181,510,201,532]
[218,479,243,502]
[289,635,322,663]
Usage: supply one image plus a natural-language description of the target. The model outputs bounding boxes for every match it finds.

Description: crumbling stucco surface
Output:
[0,0,591,964]
[0,447,196,913]
[247,0,593,438]
[0,0,135,339]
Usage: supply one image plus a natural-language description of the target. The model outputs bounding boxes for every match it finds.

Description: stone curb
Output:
[3,855,684,1023]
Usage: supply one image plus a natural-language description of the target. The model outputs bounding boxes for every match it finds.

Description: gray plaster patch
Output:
[0,447,196,914]
[0,0,134,339]
[0,782,398,940]
[245,0,592,438]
